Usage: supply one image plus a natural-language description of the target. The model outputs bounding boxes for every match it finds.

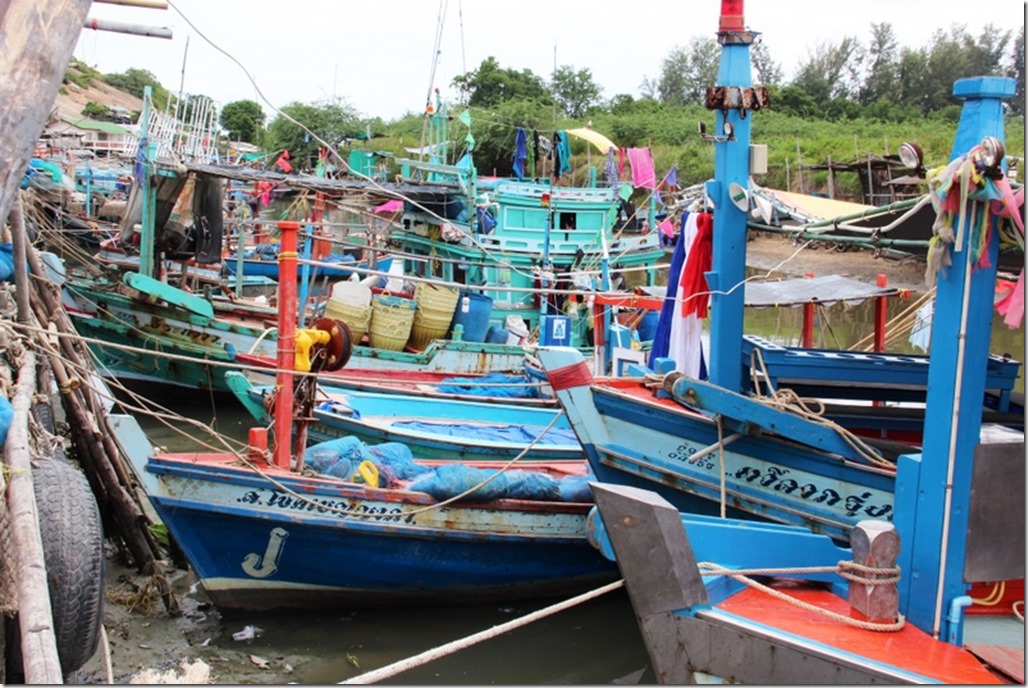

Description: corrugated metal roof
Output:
[60,117,133,135]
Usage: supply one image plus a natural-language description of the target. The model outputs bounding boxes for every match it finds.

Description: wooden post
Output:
[4,353,64,683]
[801,272,815,348]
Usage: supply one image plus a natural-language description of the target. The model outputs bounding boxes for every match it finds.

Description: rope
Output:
[748,347,895,469]
[338,580,625,684]
[698,561,906,632]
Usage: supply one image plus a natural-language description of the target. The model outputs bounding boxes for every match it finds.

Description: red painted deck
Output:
[718,583,1006,683]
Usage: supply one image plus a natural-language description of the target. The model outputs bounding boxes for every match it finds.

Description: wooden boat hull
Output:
[588,482,1017,684]
[64,282,280,392]
[141,453,616,612]
[240,381,584,462]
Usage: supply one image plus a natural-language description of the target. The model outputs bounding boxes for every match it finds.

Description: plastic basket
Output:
[369,294,417,351]
[325,299,372,344]
[409,283,459,350]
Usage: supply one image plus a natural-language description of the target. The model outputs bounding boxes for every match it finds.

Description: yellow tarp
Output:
[566,128,618,154]
[764,188,874,219]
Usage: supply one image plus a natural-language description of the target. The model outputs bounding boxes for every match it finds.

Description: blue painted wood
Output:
[705,31,753,393]
[139,454,615,611]
[667,374,886,463]
[902,76,1016,641]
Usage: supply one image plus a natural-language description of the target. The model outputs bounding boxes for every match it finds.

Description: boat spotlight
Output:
[978,136,1006,175]
[898,142,924,173]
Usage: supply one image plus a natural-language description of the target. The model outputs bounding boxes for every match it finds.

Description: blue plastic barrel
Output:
[449,292,493,342]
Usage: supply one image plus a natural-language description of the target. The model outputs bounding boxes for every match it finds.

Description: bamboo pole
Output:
[4,351,64,684]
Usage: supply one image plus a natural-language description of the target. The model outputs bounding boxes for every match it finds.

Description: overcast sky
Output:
[74,0,1025,122]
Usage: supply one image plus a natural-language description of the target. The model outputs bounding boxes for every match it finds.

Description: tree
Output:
[104,68,172,111]
[550,65,602,119]
[452,57,550,109]
[221,100,265,144]
[858,23,899,106]
[267,99,362,170]
[1010,27,1025,117]
[791,37,861,111]
[82,101,108,119]
[751,41,783,87]
[656,37,720,106]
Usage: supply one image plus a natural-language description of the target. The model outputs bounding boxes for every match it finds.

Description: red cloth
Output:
[679,212,713,318]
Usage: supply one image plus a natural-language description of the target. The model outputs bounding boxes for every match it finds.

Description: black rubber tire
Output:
[32,458,105,675]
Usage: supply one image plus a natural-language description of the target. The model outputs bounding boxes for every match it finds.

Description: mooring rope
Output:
[748,347,896,469]
[698,561,906,632]
[338,580,625,684]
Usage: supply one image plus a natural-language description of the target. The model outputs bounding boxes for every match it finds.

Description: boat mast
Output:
[897,76,1015,641]
[704,0,764,393]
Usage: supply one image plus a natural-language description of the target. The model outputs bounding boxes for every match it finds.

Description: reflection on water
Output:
[740,286,1025,394]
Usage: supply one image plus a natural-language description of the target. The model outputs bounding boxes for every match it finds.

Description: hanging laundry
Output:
[627,147,656,189]
[552,131,572,179]
[604,147,619,188]
[513,128,528,181]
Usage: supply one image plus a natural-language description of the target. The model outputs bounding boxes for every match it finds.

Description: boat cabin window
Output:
[558,212,577,230]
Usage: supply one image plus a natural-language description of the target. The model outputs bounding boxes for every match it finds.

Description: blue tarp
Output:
[304,435,593,501]
[392,420,579,446]
[437,372,539,399]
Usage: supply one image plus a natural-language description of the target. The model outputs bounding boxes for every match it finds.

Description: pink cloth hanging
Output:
[626,147,656,189]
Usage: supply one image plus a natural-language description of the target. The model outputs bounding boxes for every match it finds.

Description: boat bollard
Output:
[848,520,900,622]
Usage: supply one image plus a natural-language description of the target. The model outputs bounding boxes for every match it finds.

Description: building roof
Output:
[58,117,133,135]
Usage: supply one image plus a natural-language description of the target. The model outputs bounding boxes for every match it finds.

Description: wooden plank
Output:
[965,643,1025,683]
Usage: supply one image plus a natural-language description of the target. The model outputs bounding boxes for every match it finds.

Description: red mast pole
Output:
[274,220,300,469]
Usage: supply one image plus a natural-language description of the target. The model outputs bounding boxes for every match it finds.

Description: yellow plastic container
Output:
[369,294,417,351]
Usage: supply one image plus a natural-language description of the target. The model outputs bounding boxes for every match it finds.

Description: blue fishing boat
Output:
[228,372,583,462]
[114,220,615,613]
[541,1,1024,681]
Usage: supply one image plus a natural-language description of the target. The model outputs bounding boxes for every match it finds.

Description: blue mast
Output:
[895,76,1016,642]
[704,0,767,392]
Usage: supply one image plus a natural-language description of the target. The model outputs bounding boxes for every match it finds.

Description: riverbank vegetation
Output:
[84,21,1025,199]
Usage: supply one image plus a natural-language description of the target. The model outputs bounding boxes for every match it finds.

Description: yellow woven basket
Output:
[325,299,372,344]
[409,283,459,350]
[369,294,418,351]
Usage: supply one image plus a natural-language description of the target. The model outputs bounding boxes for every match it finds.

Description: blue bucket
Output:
[449,292,493,342]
